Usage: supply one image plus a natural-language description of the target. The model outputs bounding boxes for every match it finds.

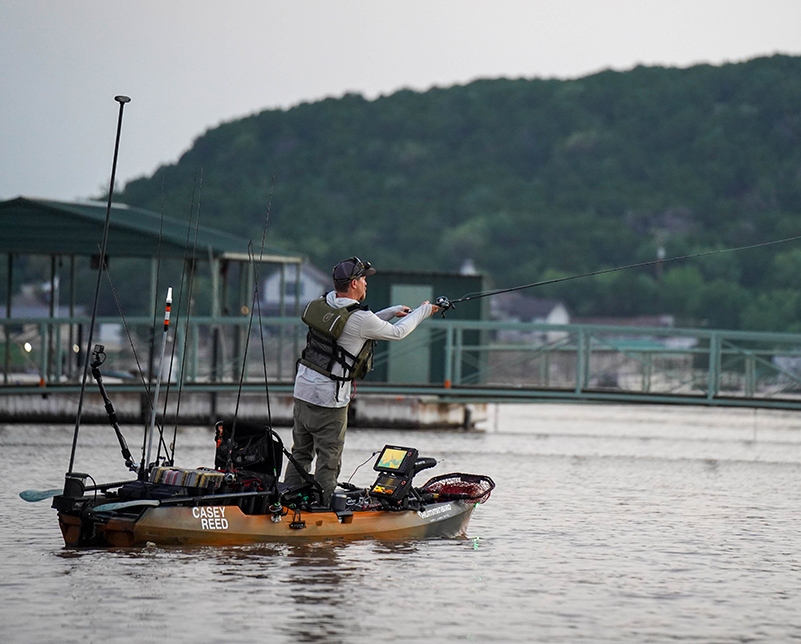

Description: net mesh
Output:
[420,473,495,504]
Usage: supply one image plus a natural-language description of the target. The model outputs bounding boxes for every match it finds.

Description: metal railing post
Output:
[642,352,652,392]
[539,352,547,386]
[39,322,48,384]
[278,263,286,379]
[707,332,721,400]
[54,320,63,382]
[745,351,755,398]
[454,327,464,386]
[444,324,454,387]
[575,328,586,394]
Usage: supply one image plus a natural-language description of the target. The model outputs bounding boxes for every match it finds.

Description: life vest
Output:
[298,297,375,388]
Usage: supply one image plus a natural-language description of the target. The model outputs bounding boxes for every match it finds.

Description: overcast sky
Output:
[2,0,800,202]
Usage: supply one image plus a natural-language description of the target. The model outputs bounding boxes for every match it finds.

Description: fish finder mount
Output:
[369,445,437,506]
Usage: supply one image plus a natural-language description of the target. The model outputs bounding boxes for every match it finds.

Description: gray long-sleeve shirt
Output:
[293,291,434,408]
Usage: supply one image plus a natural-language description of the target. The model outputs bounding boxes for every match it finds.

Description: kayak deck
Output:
[57,498,475,547]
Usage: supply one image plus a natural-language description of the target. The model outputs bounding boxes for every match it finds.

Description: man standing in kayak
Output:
[283,256,440,504]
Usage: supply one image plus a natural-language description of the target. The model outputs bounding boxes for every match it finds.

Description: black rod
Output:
[67,95,131,475]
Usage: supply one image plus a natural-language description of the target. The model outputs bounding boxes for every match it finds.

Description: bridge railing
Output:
[435,320,801,403]
[4,316,801,406]
[0,315,306,386]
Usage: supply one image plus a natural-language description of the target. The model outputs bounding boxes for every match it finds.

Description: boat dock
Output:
[0,386,485,429]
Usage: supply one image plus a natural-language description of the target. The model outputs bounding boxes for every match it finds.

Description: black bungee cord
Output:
[434,233,801,314]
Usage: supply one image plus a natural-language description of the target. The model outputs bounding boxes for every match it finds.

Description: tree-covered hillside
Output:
[118,55,801,331]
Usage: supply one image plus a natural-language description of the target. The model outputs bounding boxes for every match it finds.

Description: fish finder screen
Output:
[374,445,418,474]
[372,474,402,495]
[377,448,408,470]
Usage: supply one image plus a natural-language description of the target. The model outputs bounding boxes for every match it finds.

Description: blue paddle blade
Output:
[19,488,62,503]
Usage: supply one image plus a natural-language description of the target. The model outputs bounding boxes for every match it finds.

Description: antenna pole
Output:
[67,95,131,475]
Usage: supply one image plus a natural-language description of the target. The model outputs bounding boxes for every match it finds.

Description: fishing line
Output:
[445,233,801,308]
[141,178,196,472]
[146,172,166,401]
[227,184,274,471]
[154,173,198,465]
[106,268,166,468]
[103,257,157,400]
[140,172,169,472]
[146,169,202,467]
[252,180,279,491]
[144,287,172,474]
[254,178,276,428]
[226,243,258,471]
[168,169,205,465]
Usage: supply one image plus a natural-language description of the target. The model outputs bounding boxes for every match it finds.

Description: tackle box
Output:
[149,467,225,490]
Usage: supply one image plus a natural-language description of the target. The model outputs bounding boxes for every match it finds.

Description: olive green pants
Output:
[283,398,348,503]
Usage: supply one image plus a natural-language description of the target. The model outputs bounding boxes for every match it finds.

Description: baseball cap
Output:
[332,256,376,284]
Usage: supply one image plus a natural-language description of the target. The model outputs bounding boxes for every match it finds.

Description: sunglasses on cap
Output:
[333,256,375,282]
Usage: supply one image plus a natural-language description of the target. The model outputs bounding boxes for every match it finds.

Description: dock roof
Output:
[0,197,301,263]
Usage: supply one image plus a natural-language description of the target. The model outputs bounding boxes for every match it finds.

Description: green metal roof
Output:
[0,197,301,262]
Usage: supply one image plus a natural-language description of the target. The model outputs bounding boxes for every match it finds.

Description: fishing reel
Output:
[434,296,453,317]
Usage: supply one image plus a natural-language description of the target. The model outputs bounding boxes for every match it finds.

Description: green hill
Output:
[118,54,801,332]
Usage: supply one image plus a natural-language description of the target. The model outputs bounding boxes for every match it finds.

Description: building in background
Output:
[490,291,571,344]
[259,262,329,316]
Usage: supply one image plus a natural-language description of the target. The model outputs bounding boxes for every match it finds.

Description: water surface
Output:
[3,403,801,643]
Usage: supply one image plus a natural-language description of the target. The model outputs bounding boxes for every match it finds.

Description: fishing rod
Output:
[164,169,204,466]
[101,262,173,468]
[136,171,196,472]
[247,180,286,499]
[254,177,276,429]
[225,185,274,474]
[67,95,130,476]
[145,173,166,402]
[433,233,801,314]
[227,241,257,461]
[143,286,172,477]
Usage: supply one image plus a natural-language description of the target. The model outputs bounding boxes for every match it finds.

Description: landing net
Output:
[420,473,495,504]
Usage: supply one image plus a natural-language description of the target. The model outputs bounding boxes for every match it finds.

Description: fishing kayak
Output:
[51,439,494,548]
[55,496,479,547]
[36,348,494,549]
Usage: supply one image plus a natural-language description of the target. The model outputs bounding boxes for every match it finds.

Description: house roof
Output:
[0,197,302,262]
[491,291,568,321]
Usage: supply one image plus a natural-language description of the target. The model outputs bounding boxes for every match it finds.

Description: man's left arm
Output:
[357,303,434,342]
[375,305,412,321]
